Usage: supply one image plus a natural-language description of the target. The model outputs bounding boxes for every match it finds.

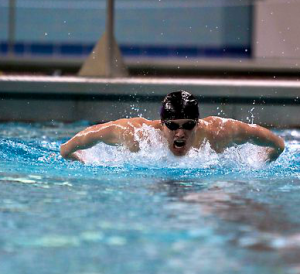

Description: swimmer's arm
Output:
[228,121,285,161]
[60,121,127,161]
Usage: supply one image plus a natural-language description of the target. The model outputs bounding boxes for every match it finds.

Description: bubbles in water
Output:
[130,104,140,114]
[246,107,255,124]
[216,107,226,117]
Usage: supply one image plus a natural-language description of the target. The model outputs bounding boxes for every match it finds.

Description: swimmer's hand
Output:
[262,147,284,163]
[60,146,85,162]
[69,151,85,163]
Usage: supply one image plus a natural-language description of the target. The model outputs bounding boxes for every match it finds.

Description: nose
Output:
[174,129,186,138]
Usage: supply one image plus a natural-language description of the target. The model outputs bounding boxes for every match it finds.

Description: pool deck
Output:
[0,75,299,127]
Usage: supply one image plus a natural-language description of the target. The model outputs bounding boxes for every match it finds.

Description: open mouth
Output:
[174,140,186,149]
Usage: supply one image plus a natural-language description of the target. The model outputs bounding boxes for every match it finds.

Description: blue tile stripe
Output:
[0,42,251,58]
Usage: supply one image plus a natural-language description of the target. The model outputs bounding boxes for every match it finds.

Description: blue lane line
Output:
[0,42,251,58]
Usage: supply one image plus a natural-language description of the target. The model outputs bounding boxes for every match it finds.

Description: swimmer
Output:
[60,90,285,162]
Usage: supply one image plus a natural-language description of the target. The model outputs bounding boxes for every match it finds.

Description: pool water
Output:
[0,122,300,274]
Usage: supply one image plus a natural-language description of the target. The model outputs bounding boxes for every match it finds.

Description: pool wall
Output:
[0,76,299,127]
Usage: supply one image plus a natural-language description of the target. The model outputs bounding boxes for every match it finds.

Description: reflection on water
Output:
[153,178,300,272]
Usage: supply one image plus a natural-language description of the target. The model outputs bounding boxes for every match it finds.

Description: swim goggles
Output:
[164,120,197,131]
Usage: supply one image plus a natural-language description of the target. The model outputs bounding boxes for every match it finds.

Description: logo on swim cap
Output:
[160,91,199,121]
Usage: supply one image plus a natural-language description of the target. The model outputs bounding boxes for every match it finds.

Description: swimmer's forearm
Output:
[60,135,98,160]
[60,123,123,160]
[60,121,134,161]
[251,129,285,152]
[232,123,285,160]
[249,127,285,160]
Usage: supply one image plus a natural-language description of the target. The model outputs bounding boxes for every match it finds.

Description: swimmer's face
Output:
[162,119,198,156]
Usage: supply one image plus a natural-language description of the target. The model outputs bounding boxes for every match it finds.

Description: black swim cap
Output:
[160,90,199,121]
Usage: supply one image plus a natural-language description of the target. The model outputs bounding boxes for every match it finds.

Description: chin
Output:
[171,147,188,156]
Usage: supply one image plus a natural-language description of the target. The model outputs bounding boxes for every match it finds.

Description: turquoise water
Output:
[0,122,300,274]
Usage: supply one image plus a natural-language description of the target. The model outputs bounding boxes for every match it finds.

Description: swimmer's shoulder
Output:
[199,116,238,136]
[114,117,161,129]
[198,116,237,151]
[202,116,226,123]
[199,116,220,130]
[201,116,236,127]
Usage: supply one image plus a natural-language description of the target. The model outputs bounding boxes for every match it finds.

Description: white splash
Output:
[81,124,268,169]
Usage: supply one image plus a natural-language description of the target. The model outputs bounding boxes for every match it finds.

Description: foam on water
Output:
[0,122,299,181]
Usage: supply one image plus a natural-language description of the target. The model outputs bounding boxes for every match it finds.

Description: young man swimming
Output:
[60,90,285,162]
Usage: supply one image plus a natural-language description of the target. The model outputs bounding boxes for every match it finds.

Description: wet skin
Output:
[60,116,284,162]
[161,119,198,156]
